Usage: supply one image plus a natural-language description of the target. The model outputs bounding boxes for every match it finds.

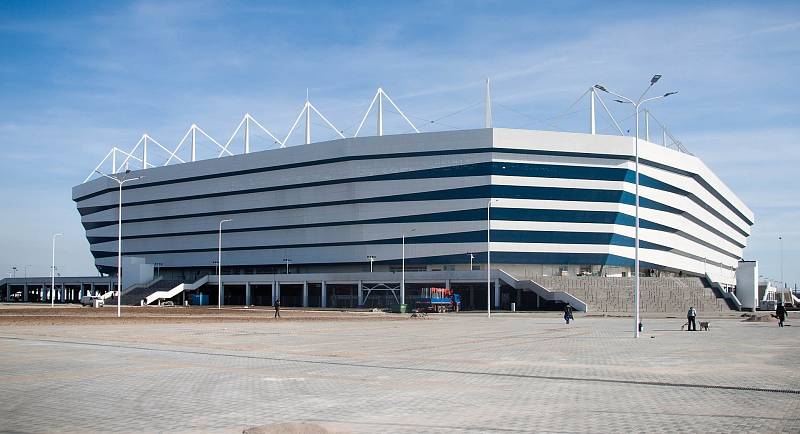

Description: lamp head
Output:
[613,99,629,104]
[650,74,662,85]
[663,91,678,97]
[594,84,607,92]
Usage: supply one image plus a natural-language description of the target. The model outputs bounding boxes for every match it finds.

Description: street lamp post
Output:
[367,255,376,272]
[779,236,784,288]
[468,253,474,270]
[95,169,143,318]
[51,233,62,307]
[401,228,416,306]
[594,76,677,338]
[283,258,292,274]
[11,267,17,278]
[218,218,232,309]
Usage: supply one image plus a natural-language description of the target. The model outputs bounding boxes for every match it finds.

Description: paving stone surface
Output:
[0,312,798,433]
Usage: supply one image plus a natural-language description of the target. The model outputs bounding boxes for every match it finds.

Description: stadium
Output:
[58,85,757,313]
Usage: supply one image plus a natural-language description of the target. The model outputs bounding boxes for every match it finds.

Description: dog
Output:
[681,321,710,331]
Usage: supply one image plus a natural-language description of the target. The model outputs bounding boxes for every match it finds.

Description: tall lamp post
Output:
[367,255,376,272]
[218,218,232,309]
[594,76,677,338]
[95,169,143,318]
[779,236,784,288]
[51,233,62,307]
[401,228,416,306]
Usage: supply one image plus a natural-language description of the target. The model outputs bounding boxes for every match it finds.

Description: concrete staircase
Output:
[144,275,209,305]
[106,277,184,306]
[531,276,731,313]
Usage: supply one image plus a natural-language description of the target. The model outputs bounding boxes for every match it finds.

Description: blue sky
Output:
[0,0,798,286]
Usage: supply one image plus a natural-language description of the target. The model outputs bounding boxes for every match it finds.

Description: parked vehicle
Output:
[415,287,461,313]
[80,295,104,307]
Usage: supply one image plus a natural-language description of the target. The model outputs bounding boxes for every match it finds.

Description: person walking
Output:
[776,303,787,328]
[274,297,281,319]
[564,304,574,324]
[686,306,697,331]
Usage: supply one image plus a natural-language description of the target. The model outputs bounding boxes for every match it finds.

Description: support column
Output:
[275,282,281,304]
[23,284,29,302]
[377,90,383,136]
[321,281,327,308]
[357,281,363,307]
[79,287,84,300]
[191,126,197,162]
[60,284,65,303]
[304,102,311,145]
[470,287,474,310]
[494,278,500,308]
[302,281,308,307]
[445,279,451,290]
[219,283,225,307]
[91,283,95,296]
[590,87,596,135]
[485,77,493,128]
[244,116,250,154]
[245,282,251,306]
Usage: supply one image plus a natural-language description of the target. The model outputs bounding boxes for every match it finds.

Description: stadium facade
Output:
[72,126,753,290]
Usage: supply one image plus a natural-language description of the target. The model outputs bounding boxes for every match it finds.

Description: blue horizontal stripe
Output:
[86,206,740,258]
[83,184,746,249]
[90,229,738,266]
[77,160,750,239]
[75,148,753,227]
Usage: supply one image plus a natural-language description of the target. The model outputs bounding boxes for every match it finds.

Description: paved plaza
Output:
[0,307,798,433]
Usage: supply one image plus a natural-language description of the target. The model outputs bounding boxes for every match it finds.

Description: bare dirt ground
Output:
[0,304,400,326]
